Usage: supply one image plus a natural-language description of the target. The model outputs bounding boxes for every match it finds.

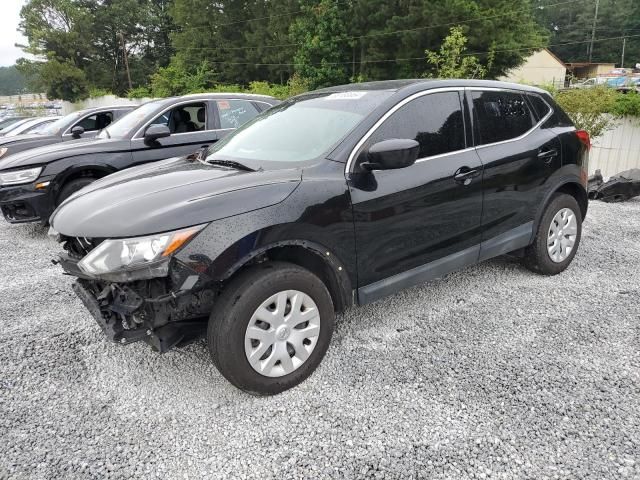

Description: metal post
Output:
[588,0,600,63]
[621,37,627,68]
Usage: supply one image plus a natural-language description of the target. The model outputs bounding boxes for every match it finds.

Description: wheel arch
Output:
[53,163,117,201]
[534,179,588,236]
[219,240,354,313]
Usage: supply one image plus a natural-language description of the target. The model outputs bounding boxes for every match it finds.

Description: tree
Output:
[425,26,493,78]
[290,0,351,89]
[535,0,640,66]
[0,67,27,95]
[39,59,89,101]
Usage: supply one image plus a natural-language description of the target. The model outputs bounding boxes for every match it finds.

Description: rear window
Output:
[472,91,536,145]
[527,94,552,121]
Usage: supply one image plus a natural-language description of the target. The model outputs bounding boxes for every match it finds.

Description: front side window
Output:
[472,91,535,145]
[150,102,206,133]
[217,100,259,129]
[362,92,466,160]
[74,112,113,132]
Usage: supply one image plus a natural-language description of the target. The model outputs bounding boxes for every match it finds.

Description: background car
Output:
[0,93,279,224]
[0,105,136,161]
[0,116,28,132]
[0,117,58,137]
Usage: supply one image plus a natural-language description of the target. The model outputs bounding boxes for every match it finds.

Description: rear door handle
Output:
[454,167,481,185]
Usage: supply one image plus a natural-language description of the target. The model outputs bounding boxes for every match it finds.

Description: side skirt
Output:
[357,245,480,305]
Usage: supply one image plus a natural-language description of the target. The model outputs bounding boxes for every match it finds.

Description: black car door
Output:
[61,110,116,141]
[130,100,218,165]
[349,90,484,303]
[468,89,562,261]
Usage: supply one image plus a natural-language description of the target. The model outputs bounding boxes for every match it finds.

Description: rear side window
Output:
[472,91,535,145]
[527,94,552,121]
[217,100,260,129]
[366,92,466,159]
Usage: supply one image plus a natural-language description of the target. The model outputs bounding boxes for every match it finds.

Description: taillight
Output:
[576,130,591,151]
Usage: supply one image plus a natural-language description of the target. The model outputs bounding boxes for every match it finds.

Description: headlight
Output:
[0,167,42,186]
[0,148,7,158]
[78,224,206,280]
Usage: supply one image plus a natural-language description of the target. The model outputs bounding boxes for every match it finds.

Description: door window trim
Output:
[465,87,555,150]
[132,100,214,139]
[346,87,470,174]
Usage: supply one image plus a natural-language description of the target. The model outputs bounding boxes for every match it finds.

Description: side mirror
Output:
[70,125,85,139]
[144,124,171,142]
[361,139,420,171]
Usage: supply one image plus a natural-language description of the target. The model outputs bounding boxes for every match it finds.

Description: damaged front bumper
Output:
[59,254,215,353]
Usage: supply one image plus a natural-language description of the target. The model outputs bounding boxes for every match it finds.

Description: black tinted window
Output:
[472,91,535,145]
[527,94,551,121]
[366,92,465,159]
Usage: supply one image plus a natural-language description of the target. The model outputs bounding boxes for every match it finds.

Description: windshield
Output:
[39,111,85,136]
[97,101,161,139]
[205,90,394,166]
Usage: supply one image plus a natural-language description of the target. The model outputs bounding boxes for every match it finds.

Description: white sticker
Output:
[326,91,368,100]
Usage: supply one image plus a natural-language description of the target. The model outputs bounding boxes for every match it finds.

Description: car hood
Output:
[50,157,302,238]
[0,137,127,170]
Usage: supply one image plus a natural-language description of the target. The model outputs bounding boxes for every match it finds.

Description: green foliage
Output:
[0,67,27,95]
[39,59,89,102]
[149,62,216,97]
[18,0,174,97]
[425,27,492,79]
[127,86,153,99]
[611,92,640,118]
[554,87,619,138]
[88,87,113,98]
[290,0,351,90]
[536,0,640,66]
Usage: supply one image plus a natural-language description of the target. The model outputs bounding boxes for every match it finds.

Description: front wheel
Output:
[208,262,335,395]
[523,193,582,275]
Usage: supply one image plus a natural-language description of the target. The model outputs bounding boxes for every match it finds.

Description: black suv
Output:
[50,80,589,395]
[0,94,278,223]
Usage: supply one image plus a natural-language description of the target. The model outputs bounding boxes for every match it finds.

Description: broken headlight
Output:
[78,224,206,281]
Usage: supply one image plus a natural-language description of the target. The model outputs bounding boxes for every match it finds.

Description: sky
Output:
[0,0,29,67]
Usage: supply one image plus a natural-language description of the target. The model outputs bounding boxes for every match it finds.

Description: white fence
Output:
[590,116,640,178]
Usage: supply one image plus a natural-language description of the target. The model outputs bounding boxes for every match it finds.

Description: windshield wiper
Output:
[205,158,256,172]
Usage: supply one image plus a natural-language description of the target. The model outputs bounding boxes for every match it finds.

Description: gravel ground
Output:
[0,199,639,480]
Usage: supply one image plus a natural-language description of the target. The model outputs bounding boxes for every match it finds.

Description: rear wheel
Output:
[207,262,335,395]
[57,177,96,205]
[523,193,582,275]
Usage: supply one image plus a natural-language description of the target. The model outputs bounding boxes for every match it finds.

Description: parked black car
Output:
[50,80,589,395]
[0,106,135,161]
[0,94,278,223]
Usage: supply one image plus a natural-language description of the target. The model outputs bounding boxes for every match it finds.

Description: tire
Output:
[208,261,335,395]
[57,177,96,206]
[523,193,582,275]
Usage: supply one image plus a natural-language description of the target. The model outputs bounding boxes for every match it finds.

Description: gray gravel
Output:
[0,199,639,480]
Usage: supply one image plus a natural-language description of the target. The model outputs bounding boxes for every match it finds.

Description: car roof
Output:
[314,79,549,95]
[144,93,280,108]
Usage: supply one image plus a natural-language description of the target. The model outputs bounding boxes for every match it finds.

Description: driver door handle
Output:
[454,167,481,185]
